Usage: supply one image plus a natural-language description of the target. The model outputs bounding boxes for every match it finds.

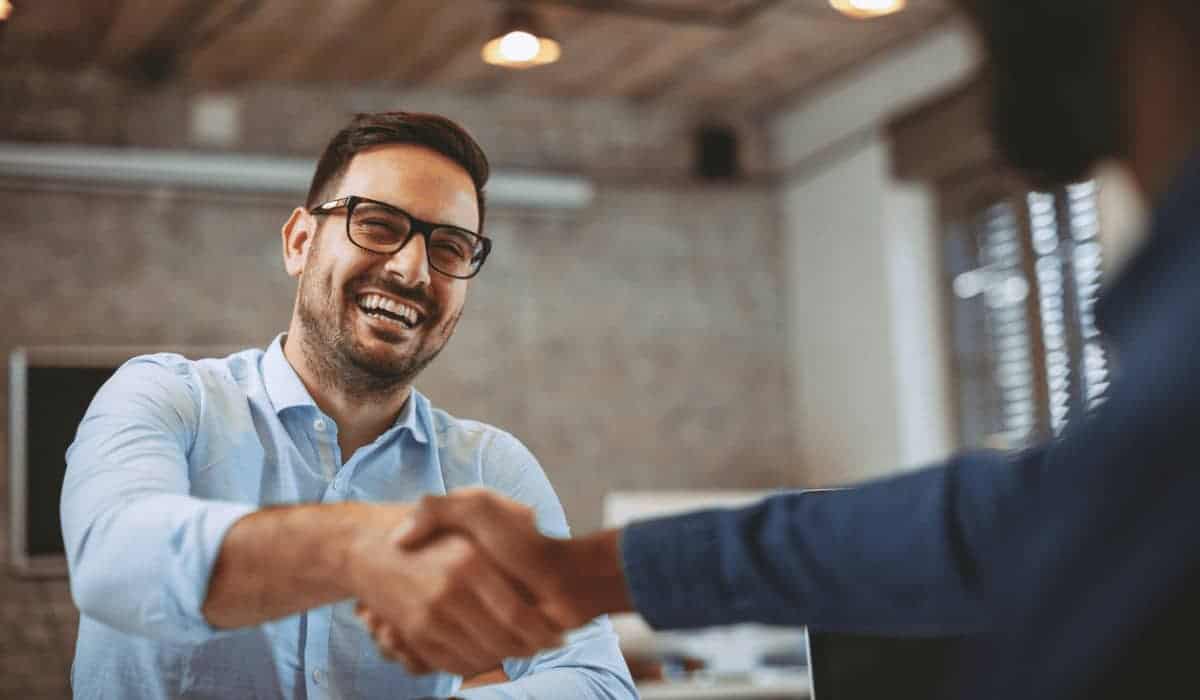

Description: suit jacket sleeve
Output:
[619,446,1048,635]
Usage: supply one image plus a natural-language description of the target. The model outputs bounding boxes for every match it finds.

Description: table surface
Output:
[637,670,810,700]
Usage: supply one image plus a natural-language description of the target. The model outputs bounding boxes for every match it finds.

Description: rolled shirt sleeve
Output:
[61,357,255,643]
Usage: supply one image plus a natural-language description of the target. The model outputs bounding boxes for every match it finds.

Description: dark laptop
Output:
[805,628,967,699]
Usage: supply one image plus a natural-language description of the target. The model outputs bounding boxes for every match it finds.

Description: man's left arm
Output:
[457,431,636,699]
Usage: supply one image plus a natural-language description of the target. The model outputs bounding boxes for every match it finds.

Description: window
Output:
[944,182,1108,450]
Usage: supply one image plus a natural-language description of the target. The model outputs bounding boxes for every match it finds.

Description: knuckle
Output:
[444,540,479,574]
[446,561,473,580]
[445,535,473,558]
[427,576,452,599]
[406,608,434,636]
[428,582,465,613]
[475,490,500,514]
[429,588,454,610]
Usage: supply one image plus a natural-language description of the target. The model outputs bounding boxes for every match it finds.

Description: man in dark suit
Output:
[358,1,1200,696]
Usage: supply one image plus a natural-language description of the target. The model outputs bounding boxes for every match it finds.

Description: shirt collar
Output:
[262,334,317,413]
[262,333,431,444]
[1095,149,1200,345]
[391,387,431,444]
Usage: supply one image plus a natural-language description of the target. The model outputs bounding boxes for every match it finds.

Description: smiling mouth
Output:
[356,293,423,330]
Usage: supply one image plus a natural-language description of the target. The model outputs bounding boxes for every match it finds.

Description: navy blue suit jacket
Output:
[620,153,1200,699]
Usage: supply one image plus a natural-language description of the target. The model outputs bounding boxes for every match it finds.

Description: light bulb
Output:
[849,0,896,10]
[0,0,13,21]
[498,31,540,62]
[830,0,905,19]
[481,10,561,69]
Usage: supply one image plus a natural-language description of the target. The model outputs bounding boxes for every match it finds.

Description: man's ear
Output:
[282,207,315,278]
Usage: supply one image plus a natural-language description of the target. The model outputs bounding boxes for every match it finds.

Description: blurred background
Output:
[0,0,1150,697]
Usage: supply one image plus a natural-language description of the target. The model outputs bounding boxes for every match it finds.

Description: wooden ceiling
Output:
[1,0,952,114]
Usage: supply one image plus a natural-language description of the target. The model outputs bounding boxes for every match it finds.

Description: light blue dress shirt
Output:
[61,334,636,699]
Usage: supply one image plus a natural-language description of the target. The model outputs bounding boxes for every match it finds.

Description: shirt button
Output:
[313,669,323,684]
[313,418,326,432]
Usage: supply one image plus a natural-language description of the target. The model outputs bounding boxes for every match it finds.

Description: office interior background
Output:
[0,0,1149,697]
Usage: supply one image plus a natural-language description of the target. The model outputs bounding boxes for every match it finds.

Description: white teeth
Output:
[358,293,420,327]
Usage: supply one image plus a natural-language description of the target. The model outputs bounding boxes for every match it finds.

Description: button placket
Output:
[309,415,339,482]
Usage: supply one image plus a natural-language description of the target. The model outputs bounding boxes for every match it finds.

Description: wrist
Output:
[559,529,634,622]
[334,502,405,598]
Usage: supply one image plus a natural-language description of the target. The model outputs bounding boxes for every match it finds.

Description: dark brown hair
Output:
[305,111,490,232]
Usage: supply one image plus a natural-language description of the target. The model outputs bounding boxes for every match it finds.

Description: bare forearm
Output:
[564,529,635,620]
[202,501,408,629]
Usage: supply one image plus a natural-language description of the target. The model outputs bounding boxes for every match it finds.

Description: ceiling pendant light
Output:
[482,6,561,69]
[830,0,906,19]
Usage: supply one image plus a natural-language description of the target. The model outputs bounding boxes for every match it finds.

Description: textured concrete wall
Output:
[0,70,794,697]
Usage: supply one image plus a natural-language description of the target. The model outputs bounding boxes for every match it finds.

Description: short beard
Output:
[294,245,459,403]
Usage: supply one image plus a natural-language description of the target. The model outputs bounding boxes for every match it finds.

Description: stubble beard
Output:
[295,266,460,403]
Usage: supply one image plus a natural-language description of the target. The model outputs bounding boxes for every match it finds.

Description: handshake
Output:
[345,488,632,677]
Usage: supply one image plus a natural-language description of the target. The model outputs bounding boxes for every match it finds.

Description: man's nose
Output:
[383,232,431,287]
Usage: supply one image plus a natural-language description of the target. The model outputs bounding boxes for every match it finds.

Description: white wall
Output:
[773,22,978,484]
[780,136,955,484]
[781,139,897,482]
[883,179,956,469]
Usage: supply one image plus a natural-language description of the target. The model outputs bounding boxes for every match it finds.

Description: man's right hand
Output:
[353,490,636,676]
[345,510,566,677]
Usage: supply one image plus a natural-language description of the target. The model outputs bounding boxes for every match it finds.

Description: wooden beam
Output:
[186,0,327,84]
[646,9,845,104]
[0,0,123,70]
[256,0,387,81]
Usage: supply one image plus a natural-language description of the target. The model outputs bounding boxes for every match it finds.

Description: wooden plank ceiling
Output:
[0,0,952,114]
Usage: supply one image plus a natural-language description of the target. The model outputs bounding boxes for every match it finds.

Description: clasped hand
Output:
[347,489,596,677]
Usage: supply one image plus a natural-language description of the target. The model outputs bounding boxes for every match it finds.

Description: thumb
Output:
[391,508,438,549]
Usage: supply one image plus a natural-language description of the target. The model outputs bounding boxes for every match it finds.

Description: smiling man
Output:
[60,112,635,700]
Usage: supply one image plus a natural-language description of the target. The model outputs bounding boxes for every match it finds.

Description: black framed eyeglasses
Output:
[309,195,491,279]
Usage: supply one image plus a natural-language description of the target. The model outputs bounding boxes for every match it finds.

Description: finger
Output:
[456,561,565,655]
[372,623,402,657]
[392,559,536,674]
[376,626,434,676]
[396,490,511,550]
[404,621,496,677]
[419,537,562,661]
[403,494,549,581]
[418,605,513,675]
[393,495,448,549]
[359,610,434,676]
[355,604,378,630]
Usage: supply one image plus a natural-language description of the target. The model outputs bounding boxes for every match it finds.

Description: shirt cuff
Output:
[619,510,727,630]
[163,500,258,639]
